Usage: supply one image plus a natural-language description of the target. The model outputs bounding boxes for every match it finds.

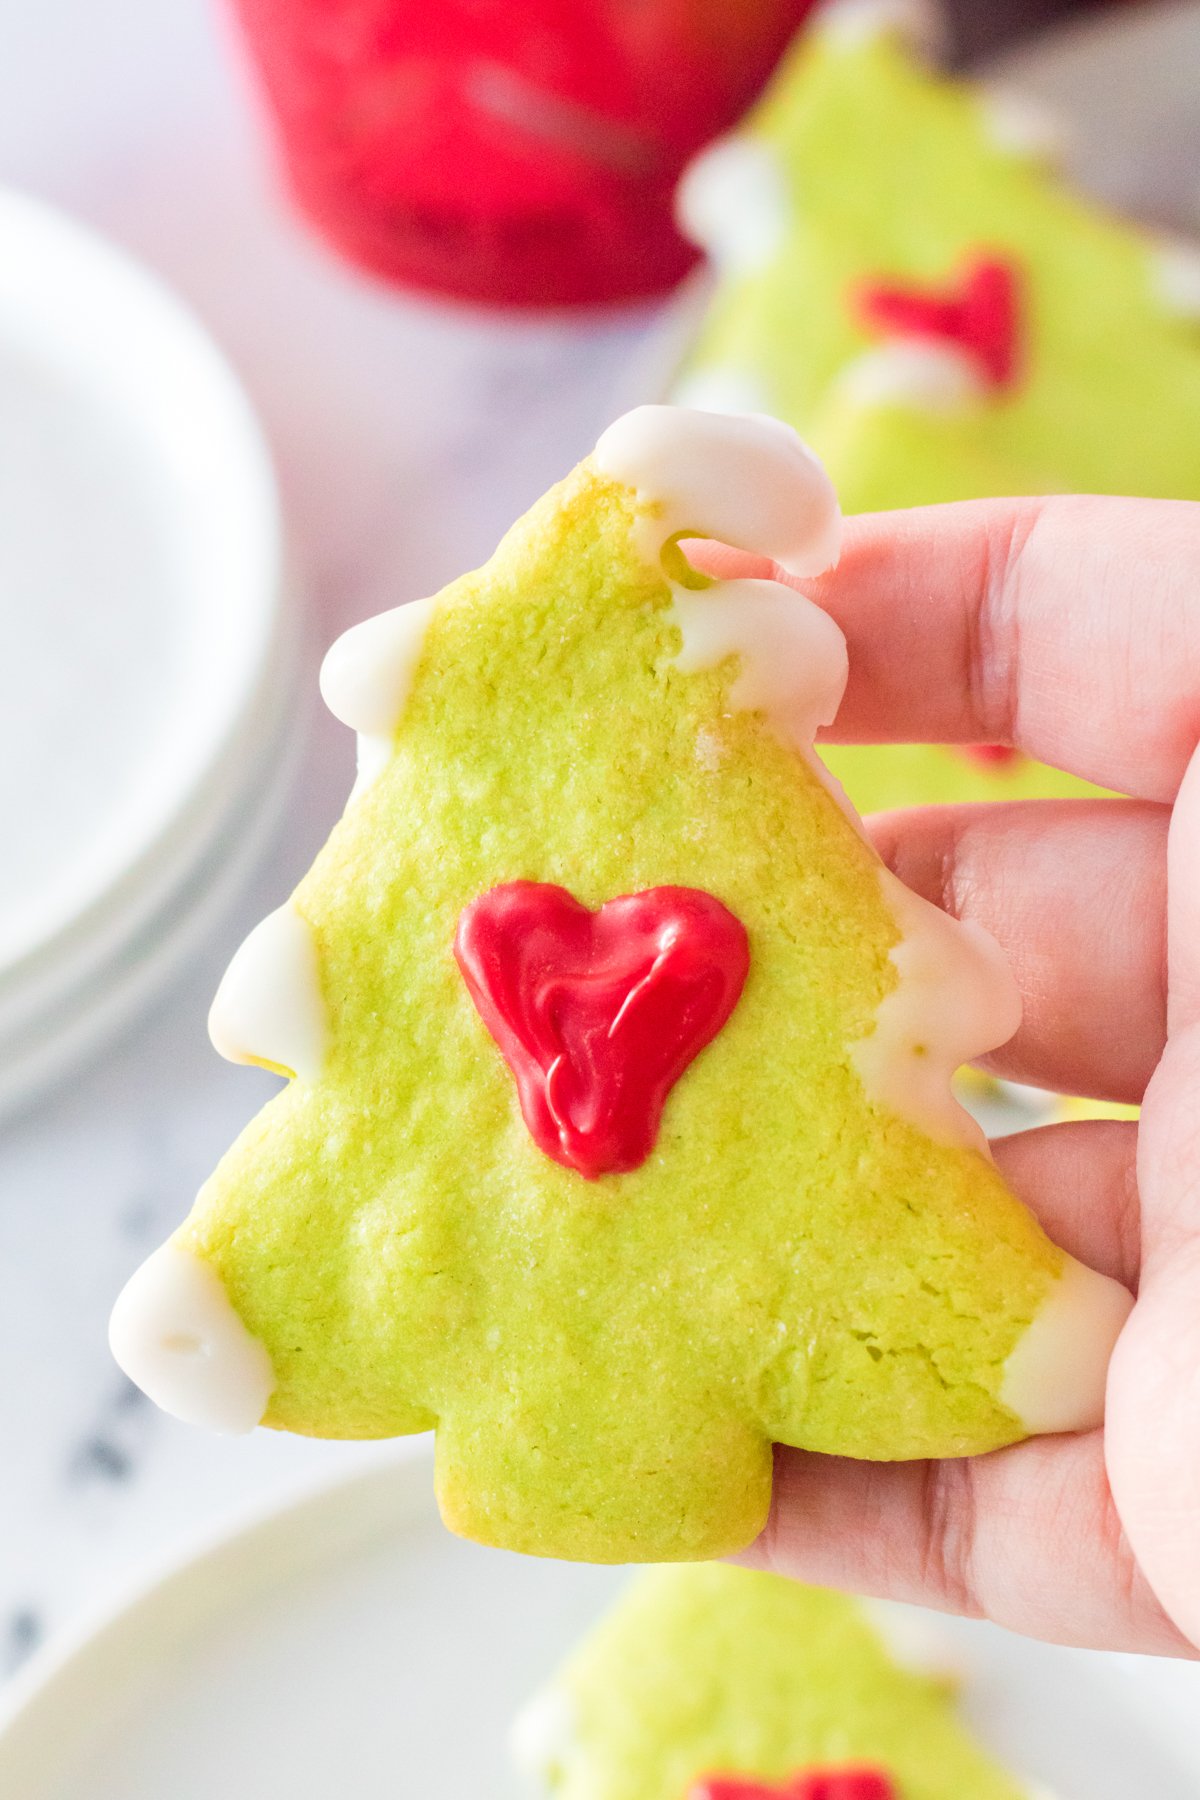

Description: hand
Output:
[698,495,1200,1658]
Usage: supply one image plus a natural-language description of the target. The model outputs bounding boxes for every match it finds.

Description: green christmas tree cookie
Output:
[512,1563,1032,1800]
[110,407,1131,1563]
[674,4,1200,815]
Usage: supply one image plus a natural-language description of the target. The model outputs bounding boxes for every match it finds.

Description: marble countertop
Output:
[0,0,660,1672]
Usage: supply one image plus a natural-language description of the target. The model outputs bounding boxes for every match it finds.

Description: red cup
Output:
[228,0,814,307]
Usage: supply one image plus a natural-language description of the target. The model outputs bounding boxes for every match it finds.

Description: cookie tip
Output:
[109,1241,275,1435]
[814,0,940,53]
[510,1685,578,1790]
[594,405,841,580]
[319,596,437,736]
[1001,1255,1134,1435]
[836,342,987,414]
[207,902,326,1083]
[980,88,1068,164]
[1151,237,1200,321]
[675,135,788,273]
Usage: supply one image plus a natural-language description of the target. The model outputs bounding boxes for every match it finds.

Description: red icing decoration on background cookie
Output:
[961,744,1021,766]
[857,256,1021,391]
[692,1771,896,1800]
[454,882,749,1179]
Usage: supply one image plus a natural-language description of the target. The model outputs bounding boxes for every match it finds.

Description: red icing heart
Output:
[692,1771,896,1800]
[857,255,1021,391]
[454,882,749,1179]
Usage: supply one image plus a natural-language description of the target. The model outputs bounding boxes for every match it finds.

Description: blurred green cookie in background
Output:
[675,4,1200,513]
[674,6,1194,1118]
[512,1562,1030,1800]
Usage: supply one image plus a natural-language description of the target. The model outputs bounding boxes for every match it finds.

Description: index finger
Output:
[694,494,1200,804]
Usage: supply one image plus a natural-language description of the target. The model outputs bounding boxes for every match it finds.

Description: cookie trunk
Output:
[434,1410,773,1563]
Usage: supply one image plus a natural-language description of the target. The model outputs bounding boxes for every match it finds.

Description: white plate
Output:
[0,634,304,1119]
[0,187,284,971]
[0,1440,1196,1799]
[0,187,295,1116]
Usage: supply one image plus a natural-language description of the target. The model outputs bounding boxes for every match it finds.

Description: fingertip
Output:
[680,538,780,584]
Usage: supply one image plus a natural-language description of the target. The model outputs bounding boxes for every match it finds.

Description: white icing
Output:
[207,901,326,1081]
[1151,238,1200,319]
[981,88,1067,162]
[675,136,789,273]
[592,411,848,795]
[1001,1254,1134,1435]
[352,729,396,801]
[318,594,437,735]
[671,367,773,419]
[671,578,848,750]
[509,1686,578,1786]
[836,342,985,413]
[852,868,1023,1156]
[816,0,939,51]
[109,1240,274,1435]
[593,406,841,580]
[661,592,864,845]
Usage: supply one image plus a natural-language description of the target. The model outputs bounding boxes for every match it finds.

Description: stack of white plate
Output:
[0,190,297,1119]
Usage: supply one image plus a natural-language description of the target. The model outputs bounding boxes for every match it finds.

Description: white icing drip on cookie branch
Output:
[109,1241,275,1435]
[208,901,326,1082]
[594,405,841,579]
[672,578,847,751]
[1001,1254,1133,1435]
[854,867,1022,1157]
[596,406,847,786]
[1151,238,1200,320]
[815,0,940,52]
[675,136,789,274]
[320,594,439,797]
[837,341,986,413]
[980,88,1067,163]
[509,1685,580,1787]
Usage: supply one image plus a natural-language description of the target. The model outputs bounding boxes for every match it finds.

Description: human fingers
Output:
[866,798,1168,1101]
[691,496,1200,801]
[741,1121,1150,1649]
[991,1122,1139,1291]
[1108,741,1200,1649]
[745,1433,1193,1656]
